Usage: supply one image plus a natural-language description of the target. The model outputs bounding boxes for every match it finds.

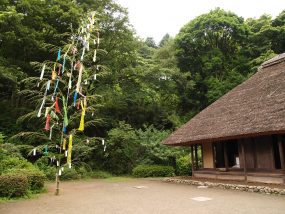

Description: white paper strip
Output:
[37,97,46,117]
[49,124,54,140]
[47,80,51,91]
[93,49,97,62]
[80,47,85,61]
[76,64,83,92]
[40,64,45,80]
[68,79,72,89]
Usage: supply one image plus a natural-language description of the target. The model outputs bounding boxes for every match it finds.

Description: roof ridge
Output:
[261,53,285,68]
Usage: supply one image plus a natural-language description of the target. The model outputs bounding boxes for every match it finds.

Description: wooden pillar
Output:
[241,140,247,182]
[213,143,216,169]
[191,145,195,177]
[252,138,257,169]
[201,144,204,169]
[277,136,285,183]
[194,145,198,170]
[223,142,229,171]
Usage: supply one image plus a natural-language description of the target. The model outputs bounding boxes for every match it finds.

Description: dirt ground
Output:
[0,178,285,214]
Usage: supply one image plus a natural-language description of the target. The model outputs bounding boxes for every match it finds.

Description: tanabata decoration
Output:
[40,64,45,80]
[62,138,66,150]
[44,145,48,156]
[44,114,51,131]
[55,97,61,113]
[67,134,73,168]
[33,11,105,195]
[78,100,86,131]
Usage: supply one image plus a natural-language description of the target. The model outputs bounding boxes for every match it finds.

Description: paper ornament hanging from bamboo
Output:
[44,145,48,156]
[44,114,51,131]
[62,138,66,150]
[67,134,73,167]
[40,64,45,80]
[78,100,86,131]
[55,97,61,113]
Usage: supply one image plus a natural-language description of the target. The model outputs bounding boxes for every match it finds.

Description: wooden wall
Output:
[239,136,275,169]
[203,142,214,168]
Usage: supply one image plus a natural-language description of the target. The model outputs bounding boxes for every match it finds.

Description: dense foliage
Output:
[0,145,46,197]
[0,0,285,187]
[0,173,29,198]
[132,165,175,177]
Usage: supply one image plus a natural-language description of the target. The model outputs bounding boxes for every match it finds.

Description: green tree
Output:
[175,8,249,111]
[103,122,140,174]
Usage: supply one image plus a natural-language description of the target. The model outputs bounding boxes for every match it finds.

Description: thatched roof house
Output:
[162,53,285,184]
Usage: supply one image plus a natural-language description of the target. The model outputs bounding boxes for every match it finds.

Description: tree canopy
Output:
[1,3,285,175]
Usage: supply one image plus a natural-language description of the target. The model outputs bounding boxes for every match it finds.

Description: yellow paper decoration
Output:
[62,138,66,150]
[67,134,73,165]
[78,100,86,131]
[52,70,57,80]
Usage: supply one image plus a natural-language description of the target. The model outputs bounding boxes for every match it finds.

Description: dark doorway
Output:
[273,135,281,169]
[214,143,225,168]
[226,140,239,167]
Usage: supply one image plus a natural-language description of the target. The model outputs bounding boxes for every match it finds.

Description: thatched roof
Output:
[162,53,285,146]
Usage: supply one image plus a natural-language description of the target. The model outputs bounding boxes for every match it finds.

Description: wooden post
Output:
[252,138,257,169]
[194,145,198,170]
[241,140,247,183]
[191,145,194,177]
[212,143,216,169]
[55,173,60,195]
[223,142,229,171]
[277,136,285,184]
[201,144,204,169]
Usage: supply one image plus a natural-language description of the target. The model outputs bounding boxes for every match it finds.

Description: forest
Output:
[1,0,285,194]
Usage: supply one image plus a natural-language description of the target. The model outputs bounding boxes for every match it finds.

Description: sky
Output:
[116,0,285,43]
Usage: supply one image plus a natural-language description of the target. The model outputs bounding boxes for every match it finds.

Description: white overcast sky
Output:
[116,0,285,43]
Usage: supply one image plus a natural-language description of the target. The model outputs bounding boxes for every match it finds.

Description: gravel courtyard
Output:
[1,178,284,214]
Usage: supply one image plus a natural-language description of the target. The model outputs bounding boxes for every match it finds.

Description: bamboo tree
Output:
[20,11,106,195]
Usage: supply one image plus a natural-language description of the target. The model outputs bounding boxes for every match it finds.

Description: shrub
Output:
[0,156,34,174]
[176,155,192,176]
[7,169,46,192]
[89,170,112,179]
[42,166,57,181]
[60,167,80,180]
[34,157,56,181]
[0,173,29,198]
[76,166,89,179]
[132,165,174,177]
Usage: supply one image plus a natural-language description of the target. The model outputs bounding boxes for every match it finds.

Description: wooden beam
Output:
[191,145,194,177]
[241,140,248,183]
[277,136,285,184]
[194,144,198,170]
[223,142,229,171]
